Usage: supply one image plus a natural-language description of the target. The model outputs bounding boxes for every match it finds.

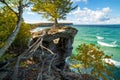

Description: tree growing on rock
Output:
[70,44,116,80]
[31,0,77,27]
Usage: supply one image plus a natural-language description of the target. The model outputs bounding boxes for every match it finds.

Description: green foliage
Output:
[0,8,17,48]
[0,7,31,48]
[13,22,31,47]
[31,0,77,21]
[70,44,115,80]
[0,53,13,61]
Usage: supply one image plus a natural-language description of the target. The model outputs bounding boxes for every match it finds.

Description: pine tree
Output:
[31,0,77,27]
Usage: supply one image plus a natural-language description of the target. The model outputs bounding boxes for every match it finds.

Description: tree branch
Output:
[0,0,18,16]
[22,2,32,8]
[37,59,45,80]
[48,55,56,75]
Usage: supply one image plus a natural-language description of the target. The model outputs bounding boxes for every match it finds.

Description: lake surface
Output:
[72,25,120,79]
[72,25,120,63]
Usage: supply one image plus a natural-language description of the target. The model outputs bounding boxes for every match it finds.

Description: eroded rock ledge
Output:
[29,26,95,80]
[30,26,79,79]
[30,26,77,70]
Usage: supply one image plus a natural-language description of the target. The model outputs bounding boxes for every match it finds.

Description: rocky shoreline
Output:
[28,22,73,27]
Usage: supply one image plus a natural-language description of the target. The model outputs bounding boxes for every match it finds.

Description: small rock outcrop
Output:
[31,26,77,67]
[30,26,78,79]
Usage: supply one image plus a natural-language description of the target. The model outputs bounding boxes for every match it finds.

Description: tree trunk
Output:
[53,18,58,28]
[0,1,23,58]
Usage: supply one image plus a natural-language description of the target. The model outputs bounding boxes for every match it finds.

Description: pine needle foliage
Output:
[31,0,77,20]
[30,0,77,27]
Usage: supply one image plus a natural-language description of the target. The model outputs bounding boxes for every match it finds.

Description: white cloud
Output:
[106,17,120,24]
[71,0,87,3]
[27,12,35,15]
[24,19,49,24]
[69,7,112,24]
[102,7,111,13]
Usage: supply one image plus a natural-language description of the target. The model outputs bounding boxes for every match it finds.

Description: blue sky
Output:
[23,0,120,24]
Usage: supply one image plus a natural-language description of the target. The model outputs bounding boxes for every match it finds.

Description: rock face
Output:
[31,26,77,70]
[30,26,78,79]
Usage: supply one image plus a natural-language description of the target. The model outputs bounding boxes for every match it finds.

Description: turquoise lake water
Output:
[71,25,120,79]
[72,25,120,63]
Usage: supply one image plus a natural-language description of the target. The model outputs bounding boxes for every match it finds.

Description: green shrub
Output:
[0,8,31,48]
[13,22,31,48]
[0,9,16,48]
[70,44,115,80]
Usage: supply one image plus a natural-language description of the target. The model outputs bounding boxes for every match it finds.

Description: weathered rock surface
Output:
[30,26,79,79]
[30,26,77,70]
[1,26,96,80]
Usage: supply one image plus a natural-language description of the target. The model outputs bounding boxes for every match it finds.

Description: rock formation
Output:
[1,26,96,80]
[29,26,78,79]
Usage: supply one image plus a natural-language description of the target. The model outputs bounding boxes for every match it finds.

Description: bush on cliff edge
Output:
[70,44,116,80]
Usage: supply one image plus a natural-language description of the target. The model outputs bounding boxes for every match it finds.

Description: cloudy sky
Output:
[23,0,120,24]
